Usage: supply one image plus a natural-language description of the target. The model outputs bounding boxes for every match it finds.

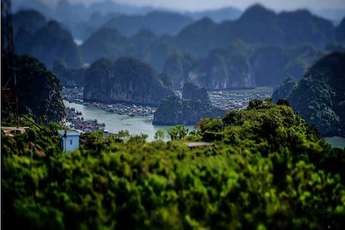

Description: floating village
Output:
[62,87,157,133]
[62,87,273,133]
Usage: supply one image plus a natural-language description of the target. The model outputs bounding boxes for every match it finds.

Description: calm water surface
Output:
[64,100,193,140]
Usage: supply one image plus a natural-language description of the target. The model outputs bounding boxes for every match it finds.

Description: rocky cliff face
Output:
[84,57,174,105]
[273,52,345,137]
[161,53,195,89]
[251,45,322,86]
[153,96,224,125]
[2,55,65,122]
[182,82,210,103]
[161,42,321,90]
[336,18,345,43]
[153,83,224,125]
[190,47,256,90]
[52,61,85,87]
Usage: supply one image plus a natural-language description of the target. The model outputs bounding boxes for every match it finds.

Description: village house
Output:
[58,130,80,152]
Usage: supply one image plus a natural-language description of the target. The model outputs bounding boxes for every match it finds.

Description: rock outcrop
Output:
[161,43,320,90]
[84,57,174,105]
[52,61,86,87]
[161,53,195,89]
[190,46,255,90]
[2,55,65,122]
[251,45,321,86]
[273,52,345,137]
[153,83,224,125]
[271,78,298,102]
[182,82,210,103]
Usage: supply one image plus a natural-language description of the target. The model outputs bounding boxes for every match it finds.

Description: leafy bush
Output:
[168,125,189,140]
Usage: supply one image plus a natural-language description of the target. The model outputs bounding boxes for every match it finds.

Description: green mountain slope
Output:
[273,52,345,136]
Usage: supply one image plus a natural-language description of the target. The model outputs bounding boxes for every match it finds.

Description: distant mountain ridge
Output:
[12,0,242,22]
[12,9,46,34]
[13,10,80,68]
[102,11,193,36]
[185,7,242,22]
[11,4,344,91]
[13,3,338,53]
[175,4,335,57]
[12,0,241,39]
[315,8,345,23]
[81,27,129,63]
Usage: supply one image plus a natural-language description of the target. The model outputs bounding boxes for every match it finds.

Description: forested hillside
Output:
[2,54,65,123]
[273,52,345,137]
[2,100,345,229]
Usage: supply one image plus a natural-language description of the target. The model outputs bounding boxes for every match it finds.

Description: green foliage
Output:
[168,125,189,140]
[154,129,166,140]
[2,100,345,229]
[198,118,224,141]
[273,52,345,137]
[247,99,273,110]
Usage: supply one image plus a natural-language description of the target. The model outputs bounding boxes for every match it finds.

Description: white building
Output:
[58,130,80,152]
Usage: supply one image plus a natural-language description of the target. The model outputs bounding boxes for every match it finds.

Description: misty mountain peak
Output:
[14,9,46,20]
[46,20,62,29]
[240,4,276,21]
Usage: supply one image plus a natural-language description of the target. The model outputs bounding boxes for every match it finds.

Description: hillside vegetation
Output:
[2,100,345,229]
[273,52,345,137]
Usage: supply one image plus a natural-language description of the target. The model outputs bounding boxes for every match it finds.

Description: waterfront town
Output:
[62,87,156,116]
[62,87,157,133]
[62,86,272,133]
[65,107,105,132]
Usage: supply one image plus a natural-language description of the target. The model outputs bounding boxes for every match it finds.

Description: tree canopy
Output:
[2,100,345,229]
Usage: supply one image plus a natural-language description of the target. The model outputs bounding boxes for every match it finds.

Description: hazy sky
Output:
[41,0,345,11]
